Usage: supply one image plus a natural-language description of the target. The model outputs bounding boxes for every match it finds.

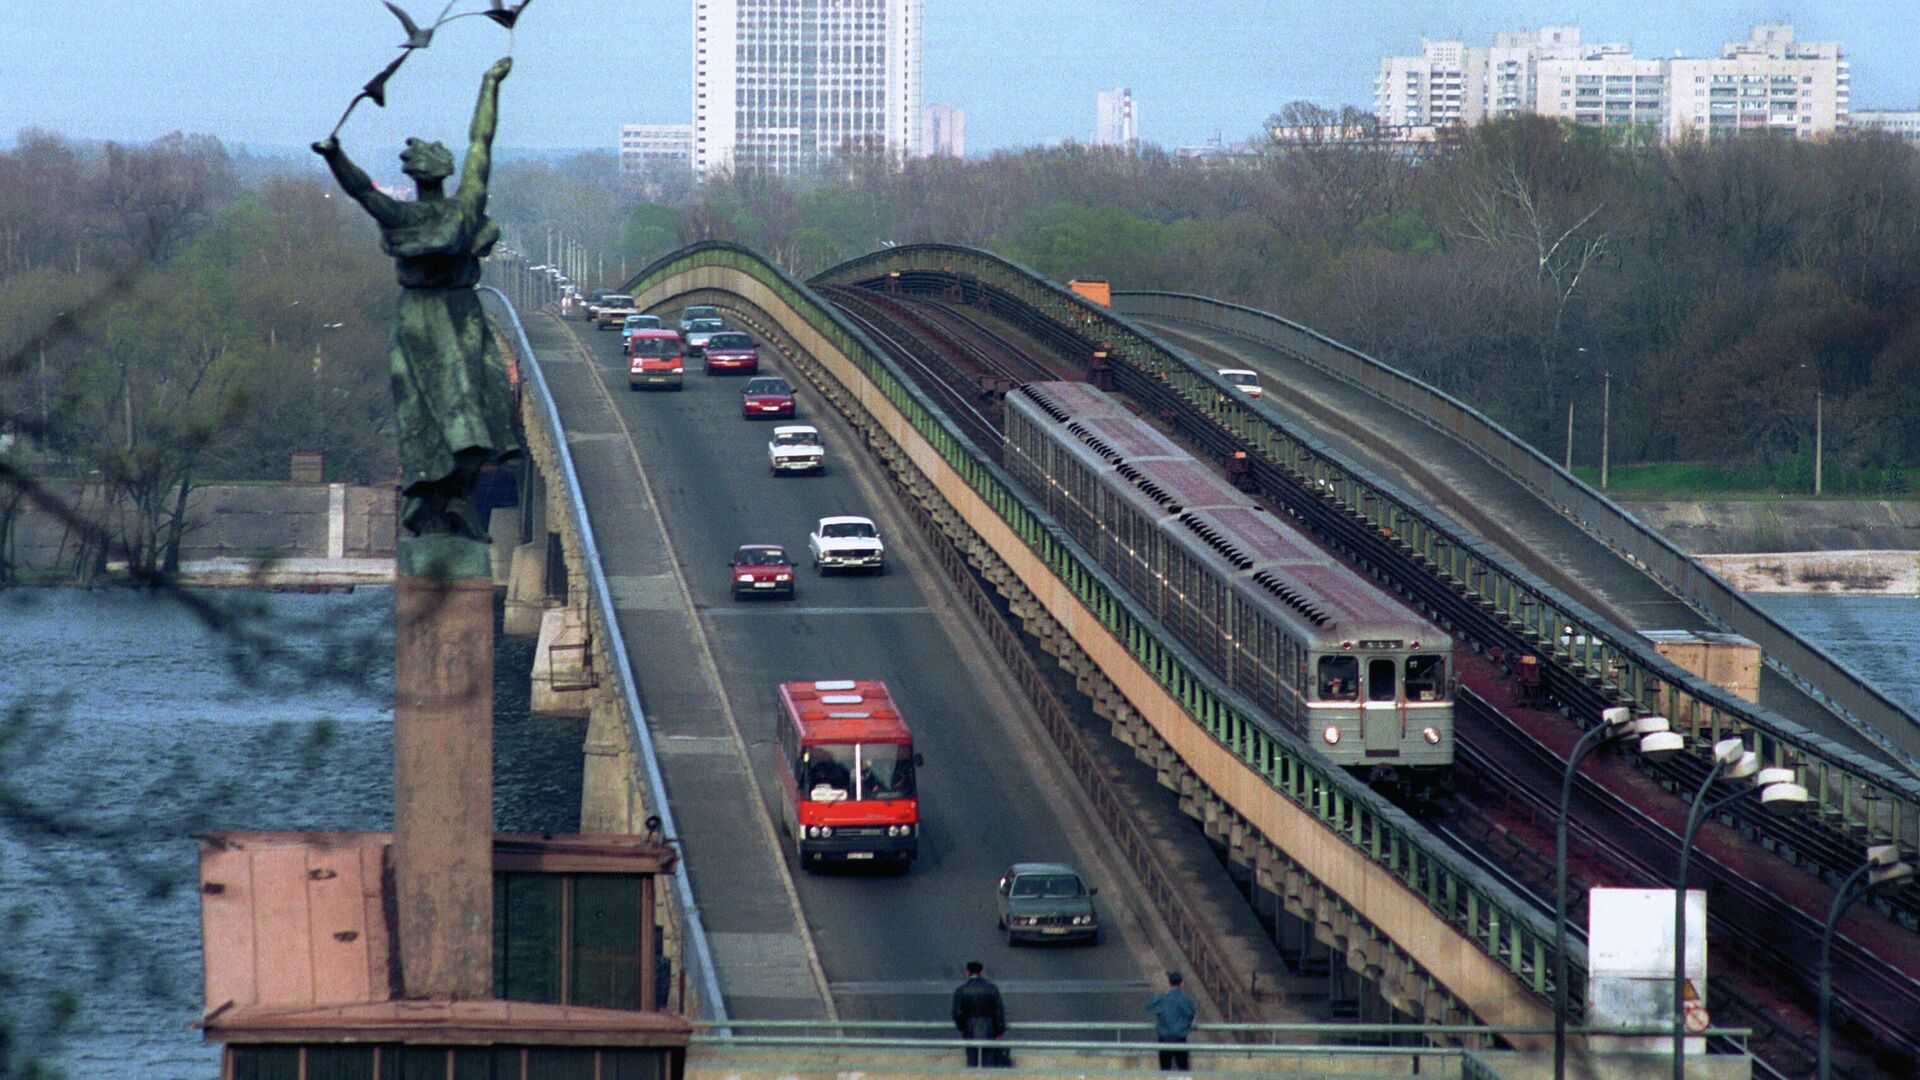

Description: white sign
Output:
[1587,888,1708,1056]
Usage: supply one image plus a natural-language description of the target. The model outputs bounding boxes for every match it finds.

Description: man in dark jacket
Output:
[1146,971,1196,1071]
[951,960,1007,1067]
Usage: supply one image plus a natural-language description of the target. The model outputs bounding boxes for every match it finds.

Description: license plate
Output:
[753,581,774,589]
[847,852,874,860]
[1042,927,1069,934]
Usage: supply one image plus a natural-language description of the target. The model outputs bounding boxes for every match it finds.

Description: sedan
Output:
[1217,368,1262,399]
[729,544,796,600]
[741,376,796,420]
[767,425,825,475]
[995,863,1100,946]
[683,317,727,354]
[808,515,884,574]
[702,331,760,374]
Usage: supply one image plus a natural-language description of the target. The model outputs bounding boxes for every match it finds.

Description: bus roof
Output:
[777,679,912,742]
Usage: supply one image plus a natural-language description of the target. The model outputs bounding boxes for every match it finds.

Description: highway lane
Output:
[563,314,1164,1025]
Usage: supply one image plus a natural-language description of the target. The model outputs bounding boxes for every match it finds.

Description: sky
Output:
[1,2,1916,159]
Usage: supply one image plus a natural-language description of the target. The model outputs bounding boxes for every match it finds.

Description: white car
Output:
[808,515,885,574]
[1218,368,1262,398]
[768,425,826,475]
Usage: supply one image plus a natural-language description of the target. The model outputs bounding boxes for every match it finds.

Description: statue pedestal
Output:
[392,535,494,999]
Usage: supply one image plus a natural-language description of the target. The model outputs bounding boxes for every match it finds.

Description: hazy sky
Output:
[2,2,1915,158]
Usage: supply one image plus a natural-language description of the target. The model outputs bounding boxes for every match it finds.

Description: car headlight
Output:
[1422,726,1441,745]
[775,573,791,581]
[1013,916,1037,927]
[736,574,754,583]
[819,826,832,838]
[1071,915,1092,926]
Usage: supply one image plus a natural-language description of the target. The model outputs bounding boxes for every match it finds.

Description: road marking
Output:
[831,978,1153,996]
[703,605,934,616]
[565,431,624,444]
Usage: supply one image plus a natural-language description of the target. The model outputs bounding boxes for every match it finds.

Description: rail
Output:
[623,243,1582,1023]
[810,245,1920,871]
[479,286,729,1026]
[1116,289,1920,774]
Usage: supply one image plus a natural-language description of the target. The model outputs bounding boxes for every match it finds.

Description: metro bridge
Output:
[474,243,1918,1080]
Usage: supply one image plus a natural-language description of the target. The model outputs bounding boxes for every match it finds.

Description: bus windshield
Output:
[803,742,914,801]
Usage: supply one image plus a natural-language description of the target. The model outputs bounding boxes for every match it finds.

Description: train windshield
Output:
[1406,655,1445,701]
[1316,656,1359,701]
[1368,658,1397,702]
[803,742,913,801]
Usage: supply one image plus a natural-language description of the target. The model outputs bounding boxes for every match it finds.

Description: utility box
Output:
[1643,630,1761,704]
[1067,279,1112,307]
[290,450,324,484]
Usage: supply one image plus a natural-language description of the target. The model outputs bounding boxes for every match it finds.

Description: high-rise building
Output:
[1374,24,1851,143]
[692,0,925,176]
[619,124,694,175]
[1667,25,1848,142]
[1095,88,1138,149]
[924,103,966,157]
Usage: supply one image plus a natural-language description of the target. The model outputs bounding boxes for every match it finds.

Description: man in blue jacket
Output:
[1146,971,1196,1071]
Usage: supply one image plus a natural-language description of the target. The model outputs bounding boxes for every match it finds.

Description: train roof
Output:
[1114,456,1248,515]
[1062,415,1187,462]
[1204,506,1446,640]
[1012,381,1133,423]
[777,679,912,742]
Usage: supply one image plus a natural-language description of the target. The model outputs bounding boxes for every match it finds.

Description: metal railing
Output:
[1114,289,1920,775]
[810,245,1920,868]
[624,243,1581,1019]
[479,286,728,1026]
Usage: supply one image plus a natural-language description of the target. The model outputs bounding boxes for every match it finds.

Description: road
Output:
[533,310,1166,1026]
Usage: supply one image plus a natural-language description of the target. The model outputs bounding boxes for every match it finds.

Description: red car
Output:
[741,376,796,419]
[729,544,795,599]
[702,331,760,375]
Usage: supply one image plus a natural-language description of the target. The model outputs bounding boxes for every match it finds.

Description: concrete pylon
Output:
[392,540,495,1000]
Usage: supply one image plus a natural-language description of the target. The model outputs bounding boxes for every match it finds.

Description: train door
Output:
[1361,656,1401,755]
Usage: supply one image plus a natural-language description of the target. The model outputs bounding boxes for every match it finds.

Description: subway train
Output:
[1004,381,1454,782]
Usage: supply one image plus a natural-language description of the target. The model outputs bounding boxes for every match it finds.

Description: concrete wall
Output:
[5,481,396,575]
[1619,499,1920,555]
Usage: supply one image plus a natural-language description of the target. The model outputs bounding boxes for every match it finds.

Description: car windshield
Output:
[774,430,820,447]
[709,333,752,349]
[632,337,677,357]
[746,378,790,395]
[690,319,725,332]
[736,547,788,565]
[1221,371,1256,386]
[822,521,875,539]
[858,742,915,800]
[625,315,659,326]
[1010,874,1084,899]
[684,307,716,320]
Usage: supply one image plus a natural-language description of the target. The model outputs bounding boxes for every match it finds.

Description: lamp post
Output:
[1567,349,1587,474]
[1554,709,1682,1080]
[1600,365,1612,492]
[1819,846,1915,1080]
[1672,741,1808,1079]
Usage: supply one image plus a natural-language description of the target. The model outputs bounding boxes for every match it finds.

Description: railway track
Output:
[826,284,1919,1080]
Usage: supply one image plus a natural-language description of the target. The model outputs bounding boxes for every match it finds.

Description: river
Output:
[0,586,577,1079]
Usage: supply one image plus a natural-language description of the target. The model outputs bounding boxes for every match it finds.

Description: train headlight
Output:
[1323,725,1341,745]
[1422,726,1441,745]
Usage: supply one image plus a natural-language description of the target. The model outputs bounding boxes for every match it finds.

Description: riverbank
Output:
[1693,551,1920,595]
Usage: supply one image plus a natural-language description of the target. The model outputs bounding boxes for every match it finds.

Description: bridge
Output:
[477,242,1919,1080]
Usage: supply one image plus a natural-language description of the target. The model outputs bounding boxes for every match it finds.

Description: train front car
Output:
[1005,382,1456,789]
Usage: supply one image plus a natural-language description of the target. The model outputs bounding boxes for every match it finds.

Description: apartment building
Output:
[619,124,694,175]
[692,0,924,176]
[1668,25,1849,142]
[1374,24,1850,143]
[1095,88,1138,149]
[924,103,966,157]
[1854,108,1920,144]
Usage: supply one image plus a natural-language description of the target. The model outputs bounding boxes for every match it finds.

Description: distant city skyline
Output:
[1,3,1915,155]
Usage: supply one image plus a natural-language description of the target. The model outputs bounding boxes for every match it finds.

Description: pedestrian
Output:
[952,960,1008,1068]
[1146,971,1195,1071]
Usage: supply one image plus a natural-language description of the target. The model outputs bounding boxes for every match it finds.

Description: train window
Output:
[1367,658,1397,702]
[1317,656,1359,700]
[1406,655,1445,702]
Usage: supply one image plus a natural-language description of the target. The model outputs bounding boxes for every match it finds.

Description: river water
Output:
[0,588,1913,1077]
[0,587,578,1079]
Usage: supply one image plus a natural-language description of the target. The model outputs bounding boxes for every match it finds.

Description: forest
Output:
[4,113,1917,581]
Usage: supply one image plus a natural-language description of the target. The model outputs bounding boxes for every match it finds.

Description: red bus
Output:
[775,679,921,869]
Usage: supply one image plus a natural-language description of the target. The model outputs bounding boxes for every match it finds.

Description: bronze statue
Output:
[312,57,518,541]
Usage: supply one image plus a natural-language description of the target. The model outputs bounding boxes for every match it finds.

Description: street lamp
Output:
[1819,845,1915,1080]
[1554,708,1682,1080]
[1672,739,1807,1079]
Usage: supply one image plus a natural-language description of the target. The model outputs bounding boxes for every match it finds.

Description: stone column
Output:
[392,538,495,999]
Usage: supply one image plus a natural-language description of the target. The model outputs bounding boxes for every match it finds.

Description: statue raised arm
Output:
[312,58,519,550]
